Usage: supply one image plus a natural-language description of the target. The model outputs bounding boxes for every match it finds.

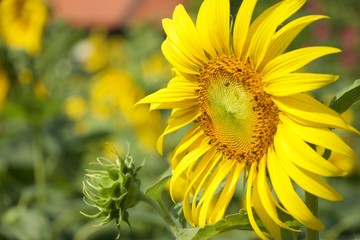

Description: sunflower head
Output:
[0,0,48,55]
[197,54,279,164]
[138,0,358,239]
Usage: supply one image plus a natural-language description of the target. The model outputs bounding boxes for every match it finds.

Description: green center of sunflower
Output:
[197,54,279,164]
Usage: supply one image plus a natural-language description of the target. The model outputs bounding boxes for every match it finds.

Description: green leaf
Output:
[329,79,360,113]
[176,228,199,240]
[145,168,172,202]
[176,210,258,240]
[176,209,301,240]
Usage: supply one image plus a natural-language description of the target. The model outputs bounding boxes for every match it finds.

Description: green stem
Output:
[305,191,319,240]
[32,126,46,204]
[138,191,180,236]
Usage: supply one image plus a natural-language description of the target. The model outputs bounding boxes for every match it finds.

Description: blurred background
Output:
[0,0,359,239]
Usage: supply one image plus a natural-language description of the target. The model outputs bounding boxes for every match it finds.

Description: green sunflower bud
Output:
[81,152,143,235]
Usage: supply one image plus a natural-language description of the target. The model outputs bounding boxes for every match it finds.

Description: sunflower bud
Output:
[82,152,143,232]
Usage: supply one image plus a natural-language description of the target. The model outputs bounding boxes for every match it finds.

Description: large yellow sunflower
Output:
[0,0,47,55]
[138,0,358,239]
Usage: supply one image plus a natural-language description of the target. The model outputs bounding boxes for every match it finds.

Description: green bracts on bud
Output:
[81,152,143,235]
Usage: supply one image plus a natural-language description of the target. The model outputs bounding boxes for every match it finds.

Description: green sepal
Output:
[329,79,360,113]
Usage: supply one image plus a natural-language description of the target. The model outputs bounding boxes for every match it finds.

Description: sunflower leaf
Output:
[329,79,360,113]
[145,167,172,202]
[176,210,259,240]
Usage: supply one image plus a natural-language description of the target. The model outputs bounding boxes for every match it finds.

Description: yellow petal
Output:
[161,39,200,75]
[267,147,324,230]
[264,73,338,96]
[157,106,200,154]
[247,0,305,69]
[246,163,269,240]
[253,173,281,240]
[186,148,219,194]
[274,127,343,201]
[168,76,200,88]
[169,5,208,63]
[276,121,344,176]
[170,140,212,202]
[196,0,217,57]
[182,148,219,225]
[260,15,328,69]
[196,0,230,55]
[198,160,235,226]
[280,114,356,159]
[243,0,283,56]
[209,162,244,222]
[233,0,257,58]
[273,93,353,131]
[137,85,197,110]
[262,47,341,79]
[191,151,223,225]
[171,125,204,167]
[256,156,299,232]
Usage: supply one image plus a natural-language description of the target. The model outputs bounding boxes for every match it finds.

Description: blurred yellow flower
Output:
[90,68,163,149]
[0,70,10,109]
[141,52,171,84]
[64,95,87,120]
[102,140,125,160]
[73,31,124,72]
[33,81,49,99]
[0,0,48,55]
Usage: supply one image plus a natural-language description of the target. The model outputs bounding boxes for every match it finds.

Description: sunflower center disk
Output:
[197,55,279,164]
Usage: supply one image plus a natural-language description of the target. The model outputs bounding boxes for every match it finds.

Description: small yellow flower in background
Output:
[138,0,359,239]
[90,69,135,120]
[64,96,87,120]
[90,68,163,150]
[33,81,49,99]
[102,140,125,160]
[0,70,10,109]
[141,52,171,84]
[72,31,124,73]
[0,0,47,55]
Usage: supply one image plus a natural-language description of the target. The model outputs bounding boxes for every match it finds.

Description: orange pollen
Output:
[196,54,279,164]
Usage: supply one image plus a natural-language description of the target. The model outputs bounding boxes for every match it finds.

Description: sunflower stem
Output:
[305,191,319,240]
[32,125,46,204]
[138,191,180,237]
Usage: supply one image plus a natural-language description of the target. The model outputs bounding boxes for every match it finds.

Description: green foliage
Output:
[329,79,360,113]
[176,211,255,240]
[145,168,171,202]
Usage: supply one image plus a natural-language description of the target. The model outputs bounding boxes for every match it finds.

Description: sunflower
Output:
[0,0,47,55]
[138,0,358,239]
[0,69,10,109]
[90,68,163,150]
